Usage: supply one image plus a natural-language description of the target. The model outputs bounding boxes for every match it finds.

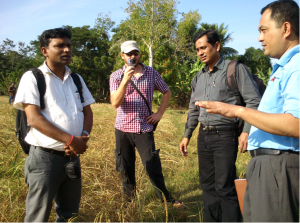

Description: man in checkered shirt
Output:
[110,40,182,207]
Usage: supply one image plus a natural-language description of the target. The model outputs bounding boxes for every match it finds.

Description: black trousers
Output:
[114,129,172,202]
[197,126,241,222]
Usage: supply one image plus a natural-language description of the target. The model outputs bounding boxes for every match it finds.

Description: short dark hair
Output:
[261,0,299,37]
[39,28,72,48]
[193,30,220,47]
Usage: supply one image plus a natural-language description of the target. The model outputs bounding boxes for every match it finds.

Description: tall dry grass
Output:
[0,96,250,222]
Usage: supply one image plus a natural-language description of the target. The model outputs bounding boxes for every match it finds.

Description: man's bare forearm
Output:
[197,101,299,139]
[236,107,299,138]
[111,66,135,108]
[110,80,129,108]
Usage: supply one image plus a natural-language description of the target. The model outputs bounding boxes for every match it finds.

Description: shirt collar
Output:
[41,61,72,78]
[202,56,225,72]
[276,45,299,68]
[271,45,299,74]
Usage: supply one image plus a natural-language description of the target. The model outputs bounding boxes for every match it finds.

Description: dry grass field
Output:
[0,96,250,222]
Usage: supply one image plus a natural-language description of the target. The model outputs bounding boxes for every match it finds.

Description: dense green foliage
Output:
[238,47,272,85]
[0,0,272,106]
[0,39,38,95]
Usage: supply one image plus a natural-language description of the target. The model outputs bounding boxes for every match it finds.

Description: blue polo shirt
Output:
[248,45,299,152]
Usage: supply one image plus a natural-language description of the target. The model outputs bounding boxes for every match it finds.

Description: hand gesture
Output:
[123,66,135,83]
[195,101,242,118]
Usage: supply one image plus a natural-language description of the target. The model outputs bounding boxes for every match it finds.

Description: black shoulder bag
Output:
[129,80,159,131]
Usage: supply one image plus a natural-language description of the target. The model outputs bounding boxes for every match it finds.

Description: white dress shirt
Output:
[14,62,95,151]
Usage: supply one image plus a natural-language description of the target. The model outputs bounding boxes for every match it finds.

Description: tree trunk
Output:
[149,45,153,68]
[148,0,154,68]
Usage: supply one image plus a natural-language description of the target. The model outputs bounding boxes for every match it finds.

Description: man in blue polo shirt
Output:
[195,0,299,222]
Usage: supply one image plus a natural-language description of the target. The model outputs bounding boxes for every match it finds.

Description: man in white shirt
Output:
[14,28,95,222]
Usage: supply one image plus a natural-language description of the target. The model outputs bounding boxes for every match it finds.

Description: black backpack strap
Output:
[130,79,152,115]
[31,68,46,109]
[226,60,244,106]
[70,72,85,103]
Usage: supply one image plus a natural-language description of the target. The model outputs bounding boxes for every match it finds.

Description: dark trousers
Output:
[243,153,299,222]
[25,146,81,222]
[197,127,241,222]
[114,129,172,202]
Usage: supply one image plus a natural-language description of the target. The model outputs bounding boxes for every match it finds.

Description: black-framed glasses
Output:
[125,52,139,56]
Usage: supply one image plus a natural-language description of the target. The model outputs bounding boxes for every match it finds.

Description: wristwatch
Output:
[82,130,90,136]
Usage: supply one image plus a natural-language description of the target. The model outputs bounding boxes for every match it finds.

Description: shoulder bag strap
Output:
[70,72,85,103]
[226,60,243,106]
[31,68,46,110]
[129,79,152,115]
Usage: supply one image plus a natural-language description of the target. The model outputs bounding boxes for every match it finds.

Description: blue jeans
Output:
[9,95,13,104]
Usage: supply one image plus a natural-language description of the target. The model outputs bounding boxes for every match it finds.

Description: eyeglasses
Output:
[125,52,139,56]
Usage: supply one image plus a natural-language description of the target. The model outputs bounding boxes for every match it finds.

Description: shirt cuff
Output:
[242,122,251,134]
[184,129,194,139]
[82,98,96,107]
[13,99,40,111]
[285,110,299,119]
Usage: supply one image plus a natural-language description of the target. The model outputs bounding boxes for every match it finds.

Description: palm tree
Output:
[197,23,238,58]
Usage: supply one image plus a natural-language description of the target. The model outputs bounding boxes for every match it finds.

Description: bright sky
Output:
[0,0,285,57]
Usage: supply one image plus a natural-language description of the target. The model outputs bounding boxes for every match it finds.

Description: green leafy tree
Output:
[257,67,272,85]
[174,10,201,62]
[94,13,115,39]
[29,39,45,67]
[0,39,36,94]
[122,0,178,67]
[66,23,115,102]
[238,47,272,82]
[171,57,205,107]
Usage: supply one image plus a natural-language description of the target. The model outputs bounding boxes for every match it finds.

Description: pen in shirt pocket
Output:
[75,90,80,99]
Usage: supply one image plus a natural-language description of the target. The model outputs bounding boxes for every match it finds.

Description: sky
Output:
[0,0,288,58]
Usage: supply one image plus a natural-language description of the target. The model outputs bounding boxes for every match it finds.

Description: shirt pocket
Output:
[214,82,230,101]
[74,91,83,112]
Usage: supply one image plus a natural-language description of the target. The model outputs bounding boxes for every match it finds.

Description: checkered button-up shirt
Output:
[110,64,169,133]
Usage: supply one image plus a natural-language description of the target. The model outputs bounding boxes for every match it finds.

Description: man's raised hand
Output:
[123,66,135,83]
[195,101,244,119]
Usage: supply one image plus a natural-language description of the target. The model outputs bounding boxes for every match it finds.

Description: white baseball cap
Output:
[121,40,140,53]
